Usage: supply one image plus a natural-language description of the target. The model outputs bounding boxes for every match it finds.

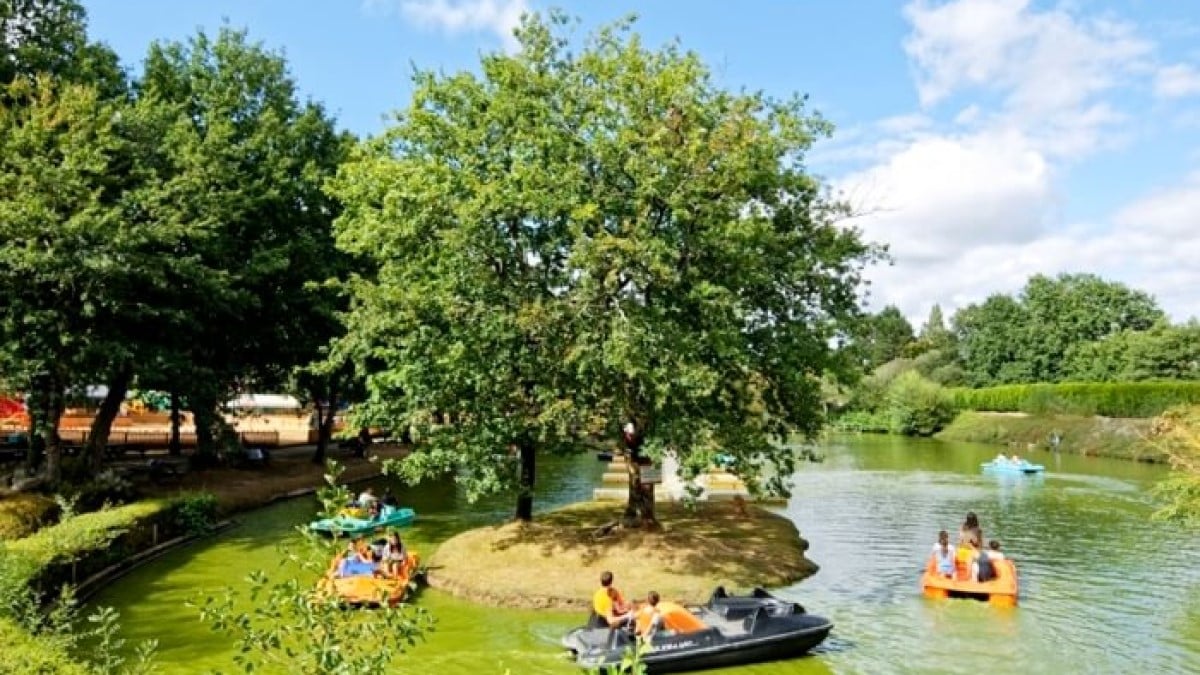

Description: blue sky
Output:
[83,0,1200,322]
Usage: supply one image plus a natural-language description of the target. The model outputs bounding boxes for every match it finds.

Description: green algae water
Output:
[90,437,1200,674]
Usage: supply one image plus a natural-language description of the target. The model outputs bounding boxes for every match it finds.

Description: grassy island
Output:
[427,500,818,610]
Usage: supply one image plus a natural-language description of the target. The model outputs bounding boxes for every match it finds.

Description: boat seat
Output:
[742,606,771,634]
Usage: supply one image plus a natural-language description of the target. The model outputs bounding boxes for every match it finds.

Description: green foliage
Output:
[1150,406,1200,525]
[949,382,1200,418]
[172,492,219,535]
[0,0,124,96]
[860,305,915,368]
[884,371,956,436]
[830,410,891,433]
[1063,322,1200,382]
[0,493,59,541]
[953,274,1165,386]
[331,13,877,518]
[0,616,89,675]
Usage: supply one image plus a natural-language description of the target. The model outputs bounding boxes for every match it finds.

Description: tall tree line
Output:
[852,273,1199,388]
[0,1,352,484]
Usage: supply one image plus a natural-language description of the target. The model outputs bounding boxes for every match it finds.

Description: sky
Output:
[82,0,1200,324]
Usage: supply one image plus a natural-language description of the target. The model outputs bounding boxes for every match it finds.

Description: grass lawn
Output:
[427,500,818,609]
[937,411,1163,462]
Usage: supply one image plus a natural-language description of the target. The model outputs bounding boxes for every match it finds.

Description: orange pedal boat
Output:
[921,553,1018,607]
[318,551,420,607]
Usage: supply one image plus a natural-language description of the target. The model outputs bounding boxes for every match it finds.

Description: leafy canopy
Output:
[332,13,878,505]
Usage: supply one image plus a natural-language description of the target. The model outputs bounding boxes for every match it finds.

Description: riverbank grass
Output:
[936,411,1162,462]
[428,500,818,610]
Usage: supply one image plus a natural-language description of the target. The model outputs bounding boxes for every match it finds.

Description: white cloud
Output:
[1114,171,1200,236]
[903,0,1150,159]
[839,129,1053,262]
[835,1,1200,323]
[1154,63,1200,98]
[367,0,528,52]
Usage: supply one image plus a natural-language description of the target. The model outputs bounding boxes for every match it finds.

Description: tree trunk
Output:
[85,364,132,473]
[24,380,47,474]
[620,424,659,530]
[41,380,65,485]
[168,390,182,456]
[192,391,219,465]
[515,438,536,521]
[311,385,337,464]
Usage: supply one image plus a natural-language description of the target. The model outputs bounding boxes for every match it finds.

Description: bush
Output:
[885,371,957,436]
[0,494,60,541]
[0,617,89,675]
[65,470,140,513]
[173,493,219,535]
[949,382,1200,418]
[0,495,215,618]
[831,410,891,433]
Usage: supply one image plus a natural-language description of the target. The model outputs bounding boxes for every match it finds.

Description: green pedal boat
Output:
[309,505,416,536]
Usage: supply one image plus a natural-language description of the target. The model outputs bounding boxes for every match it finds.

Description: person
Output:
[932,530,955,578]
[367,500,382,520]
[382,489,399,507]
[972,541,996,582]
[994,452,1009,464]
[592,571,632,627]
[985,539,1005,561]
[382,532,407,577]
[357,487,378,508]
[1010,454,1022,466]
[355,427,372,458]
[958,512,983,548]
[635,591,663,638]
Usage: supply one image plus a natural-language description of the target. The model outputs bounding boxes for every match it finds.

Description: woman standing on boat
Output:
[958,512,983,548]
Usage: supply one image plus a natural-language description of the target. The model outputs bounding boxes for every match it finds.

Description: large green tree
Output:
[0,0,123,95]
[333,14,877,525]
[1021,273,1163,382]
[952,274,1164,386]
[136,28,347,460]
[861,305,915,368]
[0,78,128,482]
[1064,321,1200,382]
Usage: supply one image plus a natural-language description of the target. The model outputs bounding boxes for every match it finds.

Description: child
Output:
[932,530,955,578]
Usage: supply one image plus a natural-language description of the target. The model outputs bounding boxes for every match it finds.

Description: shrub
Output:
[0,494,60,541]
[1150,406,1200,525]
[885,371,957,436]
[949,382,1200,418]
[0,617,89,675]
[173,493,219,535]
[65,470,140,513]
[0,495,214,618]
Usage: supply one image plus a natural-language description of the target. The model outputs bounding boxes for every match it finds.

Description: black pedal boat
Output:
[562,587,832,673]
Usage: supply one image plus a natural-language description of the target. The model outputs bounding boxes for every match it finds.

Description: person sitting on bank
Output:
[592,571,632,627]
[972,541,997,582]
[932,530,955,578]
